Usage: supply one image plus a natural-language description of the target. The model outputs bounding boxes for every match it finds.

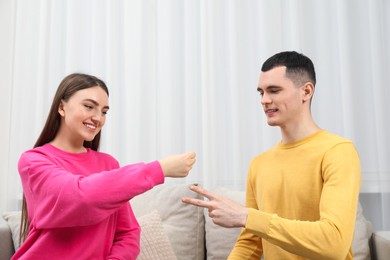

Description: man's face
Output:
[257,66,305,128]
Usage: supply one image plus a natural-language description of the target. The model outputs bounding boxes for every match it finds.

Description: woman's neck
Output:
[50,138,87,153]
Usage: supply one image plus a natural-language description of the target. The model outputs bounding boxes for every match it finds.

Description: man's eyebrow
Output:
[84,99,110,109]
[268,86,282,90]
[257,85,282,91]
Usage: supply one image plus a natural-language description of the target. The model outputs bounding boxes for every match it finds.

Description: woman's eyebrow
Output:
[84,98,110,109]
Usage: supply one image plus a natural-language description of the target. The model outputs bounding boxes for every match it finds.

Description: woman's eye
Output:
[84,105,93,109]
[102,111,108,115]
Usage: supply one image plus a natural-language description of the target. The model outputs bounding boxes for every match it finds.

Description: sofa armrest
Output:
[371,231,390,260]
[0,216,15,260]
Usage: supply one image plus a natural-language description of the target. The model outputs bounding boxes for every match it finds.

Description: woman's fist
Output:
[159,152,196,178]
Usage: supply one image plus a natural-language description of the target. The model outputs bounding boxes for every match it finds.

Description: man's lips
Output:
[264,108,278,116]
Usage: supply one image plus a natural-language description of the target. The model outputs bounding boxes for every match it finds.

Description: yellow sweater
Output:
[229,130,361,260]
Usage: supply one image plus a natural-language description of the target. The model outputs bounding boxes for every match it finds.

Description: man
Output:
[182,51,361,259]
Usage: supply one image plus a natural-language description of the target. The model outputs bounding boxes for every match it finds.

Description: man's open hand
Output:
[182,185,249,228]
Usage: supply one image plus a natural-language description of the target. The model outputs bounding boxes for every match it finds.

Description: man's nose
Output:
[261,93,271,105]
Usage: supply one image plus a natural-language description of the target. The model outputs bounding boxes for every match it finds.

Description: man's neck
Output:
[280,119,321,144]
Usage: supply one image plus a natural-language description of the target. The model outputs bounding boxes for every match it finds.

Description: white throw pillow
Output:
[137,210,177,260]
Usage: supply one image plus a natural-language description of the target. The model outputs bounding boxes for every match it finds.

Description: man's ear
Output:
[302,82,315,102]
[58,100,65,116]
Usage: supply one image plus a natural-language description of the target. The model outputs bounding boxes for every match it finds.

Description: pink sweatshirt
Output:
[13,144,164,260]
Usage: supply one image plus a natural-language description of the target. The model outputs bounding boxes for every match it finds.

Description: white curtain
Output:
[0,0,389,230]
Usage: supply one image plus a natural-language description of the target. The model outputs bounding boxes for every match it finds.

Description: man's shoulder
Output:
[316,130,353,145]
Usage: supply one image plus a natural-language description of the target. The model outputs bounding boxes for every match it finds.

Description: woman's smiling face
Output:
[58,86,110,144]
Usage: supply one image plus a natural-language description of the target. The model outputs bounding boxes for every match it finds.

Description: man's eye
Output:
[102,111,108,115]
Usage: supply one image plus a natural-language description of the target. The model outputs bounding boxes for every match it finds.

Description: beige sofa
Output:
[1,184,389,260]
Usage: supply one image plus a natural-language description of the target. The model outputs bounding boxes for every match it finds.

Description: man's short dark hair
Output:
[261,51,316,87]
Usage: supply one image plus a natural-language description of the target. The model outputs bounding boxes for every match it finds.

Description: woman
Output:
[14,73,196,259]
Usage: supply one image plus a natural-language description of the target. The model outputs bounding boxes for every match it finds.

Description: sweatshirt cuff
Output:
[245,208,274,239]
[147,160,165,186]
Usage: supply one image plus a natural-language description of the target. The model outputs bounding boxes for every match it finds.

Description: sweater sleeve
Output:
[18,151,164,229]
[228,168,263,259]
[107,203,141,260]
[241,143,361,260]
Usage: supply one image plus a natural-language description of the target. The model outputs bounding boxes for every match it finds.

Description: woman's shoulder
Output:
[18,145,56,170]
[20,144,52,159]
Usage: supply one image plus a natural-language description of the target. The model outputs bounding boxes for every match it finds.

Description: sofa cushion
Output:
[2,211,21,251]
[204,187,245,259]
[137,210,177,260]
[0,216,15,260]
[131,183,205,260]
[372,231,390,260]
[352,202,373,260]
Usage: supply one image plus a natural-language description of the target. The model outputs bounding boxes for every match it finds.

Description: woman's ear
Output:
[58,100,65,117]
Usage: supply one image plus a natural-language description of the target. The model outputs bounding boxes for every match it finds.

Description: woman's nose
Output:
[91,111,101,122]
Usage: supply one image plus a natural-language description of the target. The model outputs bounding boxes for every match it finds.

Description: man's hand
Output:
[182,185,249,228]
[159,152,196,178]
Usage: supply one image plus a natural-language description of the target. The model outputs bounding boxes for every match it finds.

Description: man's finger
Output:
[182,197,212,209]
[188,185,216,200]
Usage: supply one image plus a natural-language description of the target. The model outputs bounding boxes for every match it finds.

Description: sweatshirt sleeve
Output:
[228,171,263,259]
[107,203,141,260]
[236,143,361,260]
[18,151,164,229]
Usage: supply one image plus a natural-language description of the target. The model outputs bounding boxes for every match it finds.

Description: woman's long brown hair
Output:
[19,73,109,244]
